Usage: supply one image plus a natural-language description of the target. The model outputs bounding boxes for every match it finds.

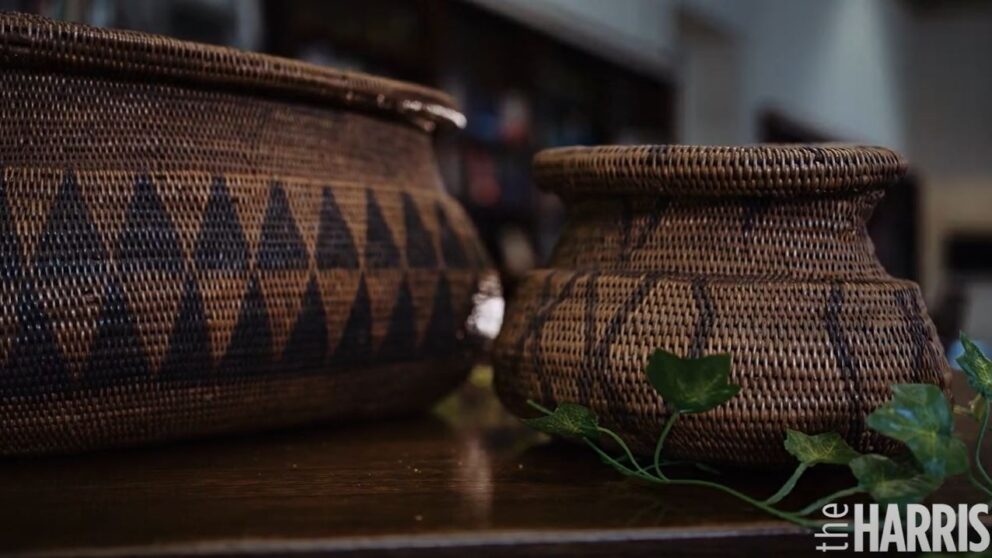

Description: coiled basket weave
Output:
[493,144,948,467]
[0,13,491,455]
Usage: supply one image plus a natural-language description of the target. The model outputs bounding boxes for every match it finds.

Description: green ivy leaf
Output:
[955,395,988,424]
[784,430,861,466]
[850,454,942,505]
[958,334,992,399]
[645,350,740,414]
[523,403,600,441]
[970,395,989,423]
[866,384,968,479]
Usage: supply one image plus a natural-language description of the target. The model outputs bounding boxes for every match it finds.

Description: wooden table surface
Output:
[0,369,983,557]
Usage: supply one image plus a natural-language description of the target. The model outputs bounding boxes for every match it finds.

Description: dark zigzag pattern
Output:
[0,171,477,395]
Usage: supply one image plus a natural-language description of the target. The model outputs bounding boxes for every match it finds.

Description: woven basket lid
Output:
[0,12,463,131]
[534,144,907,197]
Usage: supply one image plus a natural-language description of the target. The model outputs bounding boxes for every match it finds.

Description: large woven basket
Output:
[493,144,949,467]
[0,13,491,455]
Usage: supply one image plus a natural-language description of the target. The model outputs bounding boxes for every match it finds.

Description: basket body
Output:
[493,145,948,467]
[0,14,490,455]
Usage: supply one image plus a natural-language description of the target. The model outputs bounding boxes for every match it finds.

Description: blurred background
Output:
[5,0,991,351]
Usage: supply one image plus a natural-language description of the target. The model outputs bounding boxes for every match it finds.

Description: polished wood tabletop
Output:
[0,369,983,557]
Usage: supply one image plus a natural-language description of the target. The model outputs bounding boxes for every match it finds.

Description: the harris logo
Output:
[815,503,990,552]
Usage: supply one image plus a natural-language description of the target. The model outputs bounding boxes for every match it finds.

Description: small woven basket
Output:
[494,144,949,467]
[0,13,491,455]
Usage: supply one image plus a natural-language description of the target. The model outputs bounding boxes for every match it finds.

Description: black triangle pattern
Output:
[257,182,309,270]
[281,274,328,373]
[379,278,417,362]
[403,193,437,268]
[331,275,373,366]
[4,279,69,396]
[0,171,22,275]
[219,274,272,377]
[315,187,359,269]
[6,171,476,389]
[34,170,107,278]
[364,189,401,268]
[82,277,151,390]
[194,176,248,271]
[421,275,457,356]
[159,275,212,384]
[435,203,468,269]
[116,174,184,274]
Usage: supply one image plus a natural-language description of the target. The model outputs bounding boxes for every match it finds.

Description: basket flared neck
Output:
[550,188,892,281]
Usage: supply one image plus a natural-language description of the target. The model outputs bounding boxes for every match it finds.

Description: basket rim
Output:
[0,11,464,131]
[524,269,920,288]
[534,144,907,196]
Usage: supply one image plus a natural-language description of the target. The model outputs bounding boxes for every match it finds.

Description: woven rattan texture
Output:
[535,144,907,196]
[0,12,460,130]
[0,14,489,455]
[494,144,947,467]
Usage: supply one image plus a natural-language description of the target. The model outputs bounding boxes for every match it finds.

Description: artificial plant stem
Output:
[526,399,555,416]
[663,478,822,528]
[658,460,722,475]
[585,439,654,480]
[795,486,864,516]
[974,400,992,492]
[653,411,681,478]
[587,439,820,528]
[970,473,992,499]
[597,427,648,474]
[691,462,722,475]
[584,438,633,475]
[764,463,808,505]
